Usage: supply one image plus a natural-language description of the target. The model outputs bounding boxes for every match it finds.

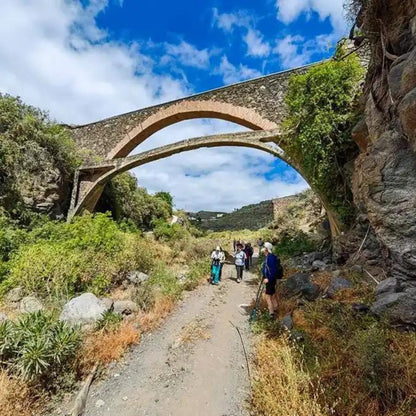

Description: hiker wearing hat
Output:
[261,242,283,317]
[211,246,225,285]
[234,242,247,283]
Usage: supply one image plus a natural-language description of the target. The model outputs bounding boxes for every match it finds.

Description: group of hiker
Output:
[210,238,283,318]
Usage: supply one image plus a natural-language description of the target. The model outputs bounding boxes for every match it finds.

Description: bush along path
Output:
[80,262,258,416]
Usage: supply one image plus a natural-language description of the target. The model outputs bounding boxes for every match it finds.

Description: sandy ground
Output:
[83,261,259,416]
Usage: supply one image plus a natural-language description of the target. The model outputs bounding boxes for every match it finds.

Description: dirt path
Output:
[84,261,259,416]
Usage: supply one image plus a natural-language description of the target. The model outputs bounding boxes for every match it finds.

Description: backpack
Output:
[275,257,283,279]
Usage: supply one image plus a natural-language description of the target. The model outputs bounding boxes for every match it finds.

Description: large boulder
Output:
[113,300,139,315]
[283,273,320,301]
[371,289,416,328]
[59,293,110,327]
[19,296,44,314]
[326,277,353,298]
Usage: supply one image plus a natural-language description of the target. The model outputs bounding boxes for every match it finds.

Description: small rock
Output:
[19,296,44,314]
[6,286,24,303]
[306,252,324,264]
[95,399,105,409]
[351,265,363,274]
[113,300,139,315]
[289,330,304,342]
[122,396,128,401]
[127,271,150,285]
[376,277,400,296]
[311,260,327,271]
[100,298,114,311]
[326,277,353,299]
[332,270,341,278]
[351,303,370,314]
[0,312,8,322]
[59,293,109,327]
[280,315,293,330]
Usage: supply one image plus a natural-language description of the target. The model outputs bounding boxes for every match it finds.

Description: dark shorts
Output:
[265,280,277,295]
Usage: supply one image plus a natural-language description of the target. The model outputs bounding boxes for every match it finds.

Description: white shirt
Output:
[234,250,246,266]
[211,250,225,263]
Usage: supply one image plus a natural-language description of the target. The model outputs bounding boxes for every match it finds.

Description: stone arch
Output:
[70,130,290,217]
[69,129,341,236]
[107,100,278,159]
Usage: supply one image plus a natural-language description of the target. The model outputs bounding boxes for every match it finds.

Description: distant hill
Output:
[189,200,273,231]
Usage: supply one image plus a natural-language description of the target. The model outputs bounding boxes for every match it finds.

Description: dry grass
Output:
[179,320,210,345]
[136,294,175,332]
[252,335,328,416]
[0,371,43,416]
[78,322,140,373]
[312,270,332,291]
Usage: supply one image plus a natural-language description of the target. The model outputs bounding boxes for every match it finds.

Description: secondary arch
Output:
[107,100,278,159]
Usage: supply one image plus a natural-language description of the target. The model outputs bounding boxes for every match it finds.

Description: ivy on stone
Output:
[282,48,363,225]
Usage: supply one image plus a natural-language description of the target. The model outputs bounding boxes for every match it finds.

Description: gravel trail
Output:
[83,261,258,416]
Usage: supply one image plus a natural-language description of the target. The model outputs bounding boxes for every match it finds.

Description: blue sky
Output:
[0,0,348,212]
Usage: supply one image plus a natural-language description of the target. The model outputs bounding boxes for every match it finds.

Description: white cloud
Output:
[0,0,308,212]
[212,8,251,32]
[216,56,262,84]
[276,0,347,37]
[244,29,271,58]
[0,0,187,124]
[163,41,212,69]
[274,34,333,69]
[274,35,309,68]
[213,8,272,59]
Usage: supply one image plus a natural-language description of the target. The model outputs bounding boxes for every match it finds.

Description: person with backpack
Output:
[244,242,251,271]
[210,246,224,285]
[247,242,254,267]
[261,242,283,317]
[234,242,246,283]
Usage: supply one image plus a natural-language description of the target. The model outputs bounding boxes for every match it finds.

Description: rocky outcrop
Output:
[351,0,416,326]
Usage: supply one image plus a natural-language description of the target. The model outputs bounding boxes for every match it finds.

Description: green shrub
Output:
[96,173,171,229]
[352,326,389,397]
[149,262,182,299]
[274,231,316,258]
[3,213,155,299]
[153,219,187,242]
[132,283,156,311]
[184,259,210,290]
[96,310,122,332]
[0,311,80,381]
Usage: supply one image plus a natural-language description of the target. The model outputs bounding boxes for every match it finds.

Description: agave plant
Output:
[0,311,81,381]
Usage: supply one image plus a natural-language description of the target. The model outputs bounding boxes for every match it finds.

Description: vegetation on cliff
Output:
[283,49,363,226]
[0,95,80,223]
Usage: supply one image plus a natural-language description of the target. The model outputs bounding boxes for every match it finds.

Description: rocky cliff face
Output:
[351,0,416,326]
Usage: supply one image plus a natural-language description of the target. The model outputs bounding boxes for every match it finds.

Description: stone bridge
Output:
[68,59,342,235]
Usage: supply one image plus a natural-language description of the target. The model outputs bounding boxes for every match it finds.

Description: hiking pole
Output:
[249,278,265,322]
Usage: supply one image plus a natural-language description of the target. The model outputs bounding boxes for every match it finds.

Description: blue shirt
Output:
[262,253,279,280]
